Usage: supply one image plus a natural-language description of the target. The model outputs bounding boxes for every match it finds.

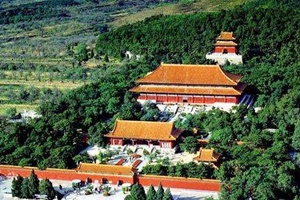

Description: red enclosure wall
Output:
[136,175,221,191]
[0,165,221,192]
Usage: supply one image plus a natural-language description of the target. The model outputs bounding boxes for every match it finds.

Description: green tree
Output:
[155,183,164,200]
[39,179,56,200]
[11,175,23,197]
[124,195,133,200]
[180,136,198,153]
[146,184,156,200]
[21,178,31,198]
[163,188,173,200]
[73,43,88,64]
[28,169,40,197]
[129,183,146,200]
[292,123,300,151]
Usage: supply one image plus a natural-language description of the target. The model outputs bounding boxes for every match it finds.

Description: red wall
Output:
[215,46,236,53]
[0,165,221,192]
[215,96,225,103]
[138,94,239,105]
[194,96,204,104]
[226,96,238,103]
[157,95,167,102]
[167,95,177,103]
[204,96,214,104]
[136,175,221,191]
[146,95,156,101]
[138,94,146,100]
[0,165,134,184]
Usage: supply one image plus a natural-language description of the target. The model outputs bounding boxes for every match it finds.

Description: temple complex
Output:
[105,120,183,149]
[130,63,247,106]
[206,31,243,65]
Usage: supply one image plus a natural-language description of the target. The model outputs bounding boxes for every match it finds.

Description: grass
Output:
[0,80,83,90]
[0,104,39,116]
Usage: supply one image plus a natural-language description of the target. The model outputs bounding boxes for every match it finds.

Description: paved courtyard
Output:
[0,176,219,200]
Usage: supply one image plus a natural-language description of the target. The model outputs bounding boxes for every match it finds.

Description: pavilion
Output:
[206,31,243,65]
[105,120,184,149]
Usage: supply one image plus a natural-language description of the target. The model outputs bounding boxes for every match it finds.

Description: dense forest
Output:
[0,0,300,199]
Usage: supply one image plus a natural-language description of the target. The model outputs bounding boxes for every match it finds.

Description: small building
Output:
[206,31,243,65]
[130,63,247,105]
[193,148,221,169]
[105,120,183,149]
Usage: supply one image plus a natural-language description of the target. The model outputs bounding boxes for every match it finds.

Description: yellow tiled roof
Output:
[77,163,135,175]
[136,64,242,86]
[217,31,236,40]
[194,148,220,162]
[214,41,238,46]
[105,120,183,141]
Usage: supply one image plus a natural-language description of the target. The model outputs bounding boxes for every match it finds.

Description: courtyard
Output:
[0,176,219,200]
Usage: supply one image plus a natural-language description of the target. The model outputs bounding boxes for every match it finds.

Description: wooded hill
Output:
[0,0,299,199]
[96,0,300,107]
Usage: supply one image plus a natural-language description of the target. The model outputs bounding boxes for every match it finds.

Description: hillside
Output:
[0,0,249,115]
[0,0,299,199]
[96,2,300,106]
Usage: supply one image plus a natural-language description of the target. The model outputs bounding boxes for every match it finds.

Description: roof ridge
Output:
[161,63,218,67]
[217,65,238,85]
[117,119,174,125]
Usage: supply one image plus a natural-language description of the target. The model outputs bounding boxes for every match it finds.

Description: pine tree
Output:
[146,184,156,200]
[124,195,133,200]
[11,175,23,197]
[28,169,40,197]
[21,178,31,198]
[163,188,173,200]
[155,183,164,200]
[39,179,57,200]
[130,183,146,200]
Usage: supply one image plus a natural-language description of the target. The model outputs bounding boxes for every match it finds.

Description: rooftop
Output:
[77,163,135,175]
[217,31,236,41]
[105,120,183,141]
[135,64,243,86]
[214,41,238,46]
[194,148,220,163]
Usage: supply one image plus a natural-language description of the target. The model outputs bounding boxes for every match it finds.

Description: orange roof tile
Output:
[194,148,220,162]
[105,120,183,141]
[214,41,238,46]
[136,64,242,86]
[130,83,247,96]
[217,32,236,40]
[77,163,135,175]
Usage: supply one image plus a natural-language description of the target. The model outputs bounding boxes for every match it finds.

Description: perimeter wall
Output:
[0,165,221,191]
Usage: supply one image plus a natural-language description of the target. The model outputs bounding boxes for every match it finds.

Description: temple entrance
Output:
[183,96,188,103]
[123,139,132,145]
[136,140,148,145]
[222,49,228,54]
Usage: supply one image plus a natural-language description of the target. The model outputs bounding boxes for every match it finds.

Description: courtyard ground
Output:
[0,176,219,200]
